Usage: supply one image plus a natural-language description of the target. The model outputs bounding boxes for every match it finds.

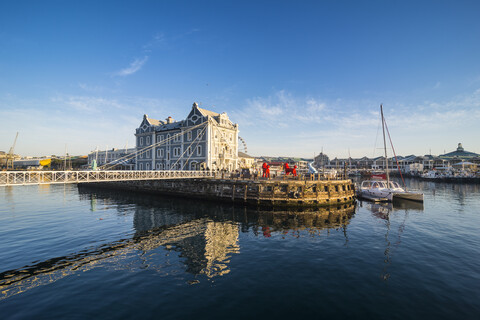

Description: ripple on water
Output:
[1,182,480,319]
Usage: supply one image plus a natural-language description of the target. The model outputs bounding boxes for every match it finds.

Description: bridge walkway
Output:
[0,170,214,187]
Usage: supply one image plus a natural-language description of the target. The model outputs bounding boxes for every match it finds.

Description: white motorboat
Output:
[359,105,424,203]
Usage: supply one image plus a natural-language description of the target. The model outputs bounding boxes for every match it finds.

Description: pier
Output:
[81,177,355,207]
[1,169,355,207]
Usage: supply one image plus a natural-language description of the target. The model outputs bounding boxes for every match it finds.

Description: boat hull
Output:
[359,188,424,203]
[392,192,424,202]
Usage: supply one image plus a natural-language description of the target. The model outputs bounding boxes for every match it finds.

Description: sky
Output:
[1,0,480,159]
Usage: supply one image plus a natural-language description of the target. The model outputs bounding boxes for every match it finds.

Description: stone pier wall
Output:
[81,178,355,208]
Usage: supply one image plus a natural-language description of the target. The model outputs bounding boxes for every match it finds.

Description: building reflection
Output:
[125,188,355,277]
[1,187,356,300]
[406,177,480,206]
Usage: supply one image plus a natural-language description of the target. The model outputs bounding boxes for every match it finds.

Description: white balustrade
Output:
[0,170,215,186]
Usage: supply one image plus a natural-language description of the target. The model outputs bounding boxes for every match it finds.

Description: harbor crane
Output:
[6,132,19,170]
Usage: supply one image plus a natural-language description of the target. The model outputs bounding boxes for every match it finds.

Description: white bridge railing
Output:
[0,170,215,187]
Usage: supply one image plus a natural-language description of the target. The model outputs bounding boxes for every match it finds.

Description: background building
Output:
[87,148,136,169]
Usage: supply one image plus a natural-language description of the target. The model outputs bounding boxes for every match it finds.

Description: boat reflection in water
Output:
[365,199,424,220]
[0,187,356,300]
[361,199,424,281]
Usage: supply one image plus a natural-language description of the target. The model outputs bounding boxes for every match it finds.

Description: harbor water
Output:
[1,179,479,319]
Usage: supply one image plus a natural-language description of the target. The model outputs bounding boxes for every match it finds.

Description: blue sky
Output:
[1,0,479,158]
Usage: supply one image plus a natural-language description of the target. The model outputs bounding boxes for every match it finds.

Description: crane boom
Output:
[6,132,19,170]
[8,132,19,155]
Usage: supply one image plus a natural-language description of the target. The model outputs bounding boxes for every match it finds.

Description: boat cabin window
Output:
[362,181,372,188]
[372,181,387,188]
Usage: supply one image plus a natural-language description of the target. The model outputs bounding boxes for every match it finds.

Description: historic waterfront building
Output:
[438,143,479,162]
[135,102,239,171]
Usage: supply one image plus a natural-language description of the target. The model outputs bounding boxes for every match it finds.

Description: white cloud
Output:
[143,33,166,52]
[2,88,480,159]
[233,89,480,158]
[114,56,148,77]
[78,83,104,93]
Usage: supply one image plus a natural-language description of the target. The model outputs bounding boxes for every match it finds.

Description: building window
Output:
[157,135,163,143]
[146,150,150,158]
[139,163,143,170]
[146,163,150,170]
[140,137,143,146]
[140,153,143,159]
[167,153,170,160]
[187,131,192,141]
[188,147,192,156]
[197,145,202,156]
[146,136,150,145]
[174,133,181,142]
[156,163,160,170]
[160,149,164,157]
[229,133,233,142]
[167,134,170,144]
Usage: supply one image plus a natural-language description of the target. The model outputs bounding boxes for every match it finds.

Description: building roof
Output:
[145,116,165,126]
[439,143,479,159]
[197,106,220,117]
[238,152,254,159]
[158,121,183,131]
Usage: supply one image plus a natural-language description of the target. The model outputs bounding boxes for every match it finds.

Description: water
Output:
[1,179,479,319]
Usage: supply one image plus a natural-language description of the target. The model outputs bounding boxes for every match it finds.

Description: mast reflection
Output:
[362,199,424,281]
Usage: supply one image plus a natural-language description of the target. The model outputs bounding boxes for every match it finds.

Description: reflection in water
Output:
[406,178,480,206]
[3,186,15,213]
[362,199,424,281]
[0,187,355,300]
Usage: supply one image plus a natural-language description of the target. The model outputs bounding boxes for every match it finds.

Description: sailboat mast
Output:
[381,104,390,184]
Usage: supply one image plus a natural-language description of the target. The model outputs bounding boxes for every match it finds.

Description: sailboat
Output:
[359,105,424,203]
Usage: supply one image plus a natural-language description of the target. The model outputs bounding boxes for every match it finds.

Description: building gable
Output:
[138,115,152,134]
[186,102,207,127]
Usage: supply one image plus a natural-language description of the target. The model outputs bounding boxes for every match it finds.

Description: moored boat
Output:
[359,105,424,203]
[359,179,423,202]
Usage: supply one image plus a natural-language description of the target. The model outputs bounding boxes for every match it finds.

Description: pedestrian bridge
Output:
[0,170,215,187]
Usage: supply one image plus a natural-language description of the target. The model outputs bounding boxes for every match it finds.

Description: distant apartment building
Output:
[314,152,329,168]
[135,102,239,171]
[87,148,136,169]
